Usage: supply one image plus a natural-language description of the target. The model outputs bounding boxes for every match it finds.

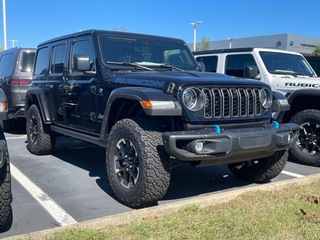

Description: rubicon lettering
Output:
[114,78,165,88]
[285,82,320,88]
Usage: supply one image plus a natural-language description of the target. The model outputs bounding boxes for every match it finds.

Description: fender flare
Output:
[286,88,320,104]
[275,89,320,121]
[100,87,182,138]
[25,88,55,123]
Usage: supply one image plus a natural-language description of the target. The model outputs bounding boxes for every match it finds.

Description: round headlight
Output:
[183,88,197,108]
[182,87,204,111]
[259,88,272,109]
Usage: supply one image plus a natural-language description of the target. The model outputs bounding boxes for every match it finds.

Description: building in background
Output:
[203,34,320,55]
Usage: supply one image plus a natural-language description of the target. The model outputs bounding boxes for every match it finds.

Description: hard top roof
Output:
[38,29,185,47]
[193,47,303,56]
[0,47,36,55]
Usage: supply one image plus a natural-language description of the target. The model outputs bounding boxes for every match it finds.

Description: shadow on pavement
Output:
[52,137,115,198]
[4,118,26,135]
[51,136,251,204]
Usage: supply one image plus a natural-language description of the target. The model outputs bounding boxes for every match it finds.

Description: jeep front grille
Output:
[202,88,262,119]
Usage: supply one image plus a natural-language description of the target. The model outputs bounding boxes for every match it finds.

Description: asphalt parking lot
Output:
[0,129,319,239]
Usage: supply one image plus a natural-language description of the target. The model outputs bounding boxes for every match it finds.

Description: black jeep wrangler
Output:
[25,29,298,208]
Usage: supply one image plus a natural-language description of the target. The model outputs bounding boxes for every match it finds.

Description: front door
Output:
[61,38,99,133]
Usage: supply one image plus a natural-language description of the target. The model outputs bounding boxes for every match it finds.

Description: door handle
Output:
[59,83,80,93]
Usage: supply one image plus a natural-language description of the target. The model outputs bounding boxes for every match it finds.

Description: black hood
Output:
[110,71,269,91]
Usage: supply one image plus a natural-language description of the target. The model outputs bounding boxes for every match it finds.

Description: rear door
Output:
[48,42,69,125]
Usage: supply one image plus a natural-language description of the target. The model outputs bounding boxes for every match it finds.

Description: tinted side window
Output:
[34,47,49,76]
[20,52,35,72]
[196,56,218,72]
[308,61,320,75]
[164,49,195,68]
[225,54,257,77]
[304,57,320,76]
[0,53,15,77]
[51,44,66,74]
[71,39,94,73]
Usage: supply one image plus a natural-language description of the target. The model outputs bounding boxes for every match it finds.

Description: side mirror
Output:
[197,61,206,72]
[244,65,259,79]
[74,54,91,71]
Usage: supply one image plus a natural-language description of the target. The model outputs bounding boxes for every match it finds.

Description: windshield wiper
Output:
[291,72,313,77]
[107,61,154,71]
[157,64,184,71]
[269,70,312,77]
[133,61,184,71]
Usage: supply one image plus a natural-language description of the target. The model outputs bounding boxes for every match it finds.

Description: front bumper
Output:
[162,123,299,165]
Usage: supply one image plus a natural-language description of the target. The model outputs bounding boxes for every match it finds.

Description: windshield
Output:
[259,51,315,77]
[98,34,198,71]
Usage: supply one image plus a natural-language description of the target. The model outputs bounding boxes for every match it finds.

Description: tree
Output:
[196,36,211,51]
[312,45,320,56]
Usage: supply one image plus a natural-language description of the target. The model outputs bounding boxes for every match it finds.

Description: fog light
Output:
[195,141,204,152]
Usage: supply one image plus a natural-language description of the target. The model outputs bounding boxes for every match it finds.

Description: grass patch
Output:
[30,180,320,240]
[47,228,108,240]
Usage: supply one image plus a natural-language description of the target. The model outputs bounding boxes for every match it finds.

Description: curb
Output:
[5,173,320,239]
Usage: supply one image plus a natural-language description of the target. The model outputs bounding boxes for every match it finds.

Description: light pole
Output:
[190,21,202,51]
[2,0,7,50]
[9,39,17,48]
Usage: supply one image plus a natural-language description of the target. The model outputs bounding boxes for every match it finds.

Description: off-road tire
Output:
[106,118,171,209]
[228,150,288,183]
[26,104,56,155]
[289,109,320,167]
[0,136,12,228]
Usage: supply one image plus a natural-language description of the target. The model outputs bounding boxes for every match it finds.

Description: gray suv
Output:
[0,47,36,131]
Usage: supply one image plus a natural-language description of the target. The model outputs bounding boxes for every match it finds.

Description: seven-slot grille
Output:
[202,88,263,118]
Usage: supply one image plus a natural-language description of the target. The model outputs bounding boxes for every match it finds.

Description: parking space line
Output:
[11,163,78,226]
[281,170,305,178]
[5,135,27,140]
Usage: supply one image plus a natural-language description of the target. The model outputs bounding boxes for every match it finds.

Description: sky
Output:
[1,0,320,49]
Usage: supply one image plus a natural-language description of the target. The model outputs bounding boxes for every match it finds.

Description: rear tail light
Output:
[10,78,31,85]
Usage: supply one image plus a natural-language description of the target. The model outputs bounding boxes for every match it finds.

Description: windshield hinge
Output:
[166,82,175,94]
